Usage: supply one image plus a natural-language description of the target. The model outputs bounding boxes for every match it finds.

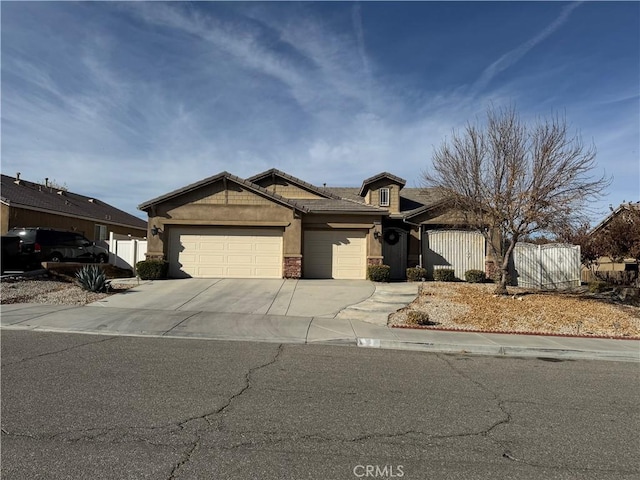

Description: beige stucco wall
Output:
[145,181,301,259]
[364,179,401,214]
[252,177,324,199]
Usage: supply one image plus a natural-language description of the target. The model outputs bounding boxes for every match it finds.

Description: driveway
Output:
[90,279,376,318]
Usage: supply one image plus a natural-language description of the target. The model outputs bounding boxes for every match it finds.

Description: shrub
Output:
[136,260,169,280]
[433,268,456,282]
[406,310,433,326]
[367,264,391,282]
[406,267,426,282]
[465,269,486,283]
[588,280,609,293]
[76,265,111,293]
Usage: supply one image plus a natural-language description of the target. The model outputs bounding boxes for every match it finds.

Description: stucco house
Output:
[1,173,147,241]
[139,169,490,280]
[582,201,640,282]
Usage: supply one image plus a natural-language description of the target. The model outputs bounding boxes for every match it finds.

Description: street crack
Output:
[1,336,118,367]
[166,343,284,479]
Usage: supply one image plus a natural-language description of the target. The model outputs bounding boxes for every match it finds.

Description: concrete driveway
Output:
[90,278,376,318]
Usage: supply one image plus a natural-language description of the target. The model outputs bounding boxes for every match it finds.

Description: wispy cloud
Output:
[1,1,636,223]
[472,1,583,93]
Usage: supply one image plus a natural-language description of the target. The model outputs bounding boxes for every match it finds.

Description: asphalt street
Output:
[2,330,639,480]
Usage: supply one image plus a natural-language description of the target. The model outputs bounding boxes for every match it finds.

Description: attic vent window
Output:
[379,187,390,207]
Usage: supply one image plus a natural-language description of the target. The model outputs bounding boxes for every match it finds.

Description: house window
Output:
[94,224,108,241]
[379,188,390,207]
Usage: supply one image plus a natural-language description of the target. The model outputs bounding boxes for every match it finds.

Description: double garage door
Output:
[168,227,283,278]
[304,230,367,279]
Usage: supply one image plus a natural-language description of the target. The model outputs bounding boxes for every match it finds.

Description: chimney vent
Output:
[14,172,22,185]
[45,178,49,188]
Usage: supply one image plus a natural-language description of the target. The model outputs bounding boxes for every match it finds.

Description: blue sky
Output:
[2,1,638,223]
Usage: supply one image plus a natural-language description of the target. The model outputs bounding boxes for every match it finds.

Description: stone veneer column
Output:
[367,257,384,266]
[283,256,302,279]
[484,257,497,279]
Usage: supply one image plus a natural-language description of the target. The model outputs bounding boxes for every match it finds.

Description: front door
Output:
[382,228,407,280]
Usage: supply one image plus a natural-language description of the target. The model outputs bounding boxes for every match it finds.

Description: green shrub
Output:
[76,265,110,293]
[367,264,391,282]
[588,280,609,293]
[433,268,456,282]
[136,260,169,280]
[406,267,426,282]
[464,269,486,283]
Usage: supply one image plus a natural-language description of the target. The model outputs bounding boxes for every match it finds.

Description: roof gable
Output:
[358,172,407,197]
[247,168,341,200]
[1,174,146,229]
[138,171,309,213]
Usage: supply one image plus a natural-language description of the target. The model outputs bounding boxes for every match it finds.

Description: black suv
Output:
[5,228,109,268]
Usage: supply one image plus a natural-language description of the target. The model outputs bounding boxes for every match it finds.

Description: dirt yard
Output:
[389,282,640,338]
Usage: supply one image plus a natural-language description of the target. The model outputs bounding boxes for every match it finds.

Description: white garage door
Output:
[168,228,283,278]
[304,230,367,279]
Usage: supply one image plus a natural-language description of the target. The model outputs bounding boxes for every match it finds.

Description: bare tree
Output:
[423,106,610,294]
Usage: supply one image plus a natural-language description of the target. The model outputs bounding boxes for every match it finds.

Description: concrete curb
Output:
[2,322,637,362]
[358,339,640,362]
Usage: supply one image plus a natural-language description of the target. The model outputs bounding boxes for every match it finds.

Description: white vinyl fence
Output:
[511,243,581,289]
[107,232,147,271]
[423,230,486,280]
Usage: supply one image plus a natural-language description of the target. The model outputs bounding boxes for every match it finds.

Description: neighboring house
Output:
[139,169,490,280]
[582,201,640,282]
[1,173,147,242]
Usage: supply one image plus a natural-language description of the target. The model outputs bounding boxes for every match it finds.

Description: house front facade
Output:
[139,169,491,280]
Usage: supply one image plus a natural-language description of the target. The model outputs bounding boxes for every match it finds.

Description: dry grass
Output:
[390,282,640,338]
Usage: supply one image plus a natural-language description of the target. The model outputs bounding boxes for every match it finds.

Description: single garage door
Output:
[304,230,367,279]
[168,227,283,278]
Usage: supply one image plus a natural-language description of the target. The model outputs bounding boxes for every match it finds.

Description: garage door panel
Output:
[169,228,283,278]
[304,230,366,279]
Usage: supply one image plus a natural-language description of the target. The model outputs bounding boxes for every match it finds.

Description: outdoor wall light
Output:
[374,231,382,240]
[151,225,161,236]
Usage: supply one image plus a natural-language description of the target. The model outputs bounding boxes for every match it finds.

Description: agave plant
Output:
[76,265,110,293]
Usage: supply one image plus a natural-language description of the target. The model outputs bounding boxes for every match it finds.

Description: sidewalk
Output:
[2,302,638,362]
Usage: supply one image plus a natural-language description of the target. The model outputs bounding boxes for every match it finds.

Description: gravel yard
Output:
[0,277,134,305]
[389,282,640,338]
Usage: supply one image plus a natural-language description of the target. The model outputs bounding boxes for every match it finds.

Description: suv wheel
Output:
[49,253,63,263]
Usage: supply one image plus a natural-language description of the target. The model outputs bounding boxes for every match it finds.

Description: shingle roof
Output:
[1,174,147,229]
[299,198,388,214]
[325,186,445,215]
[138,171,309,213]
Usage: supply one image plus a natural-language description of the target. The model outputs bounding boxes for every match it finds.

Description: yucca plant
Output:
[76,265,111,293]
